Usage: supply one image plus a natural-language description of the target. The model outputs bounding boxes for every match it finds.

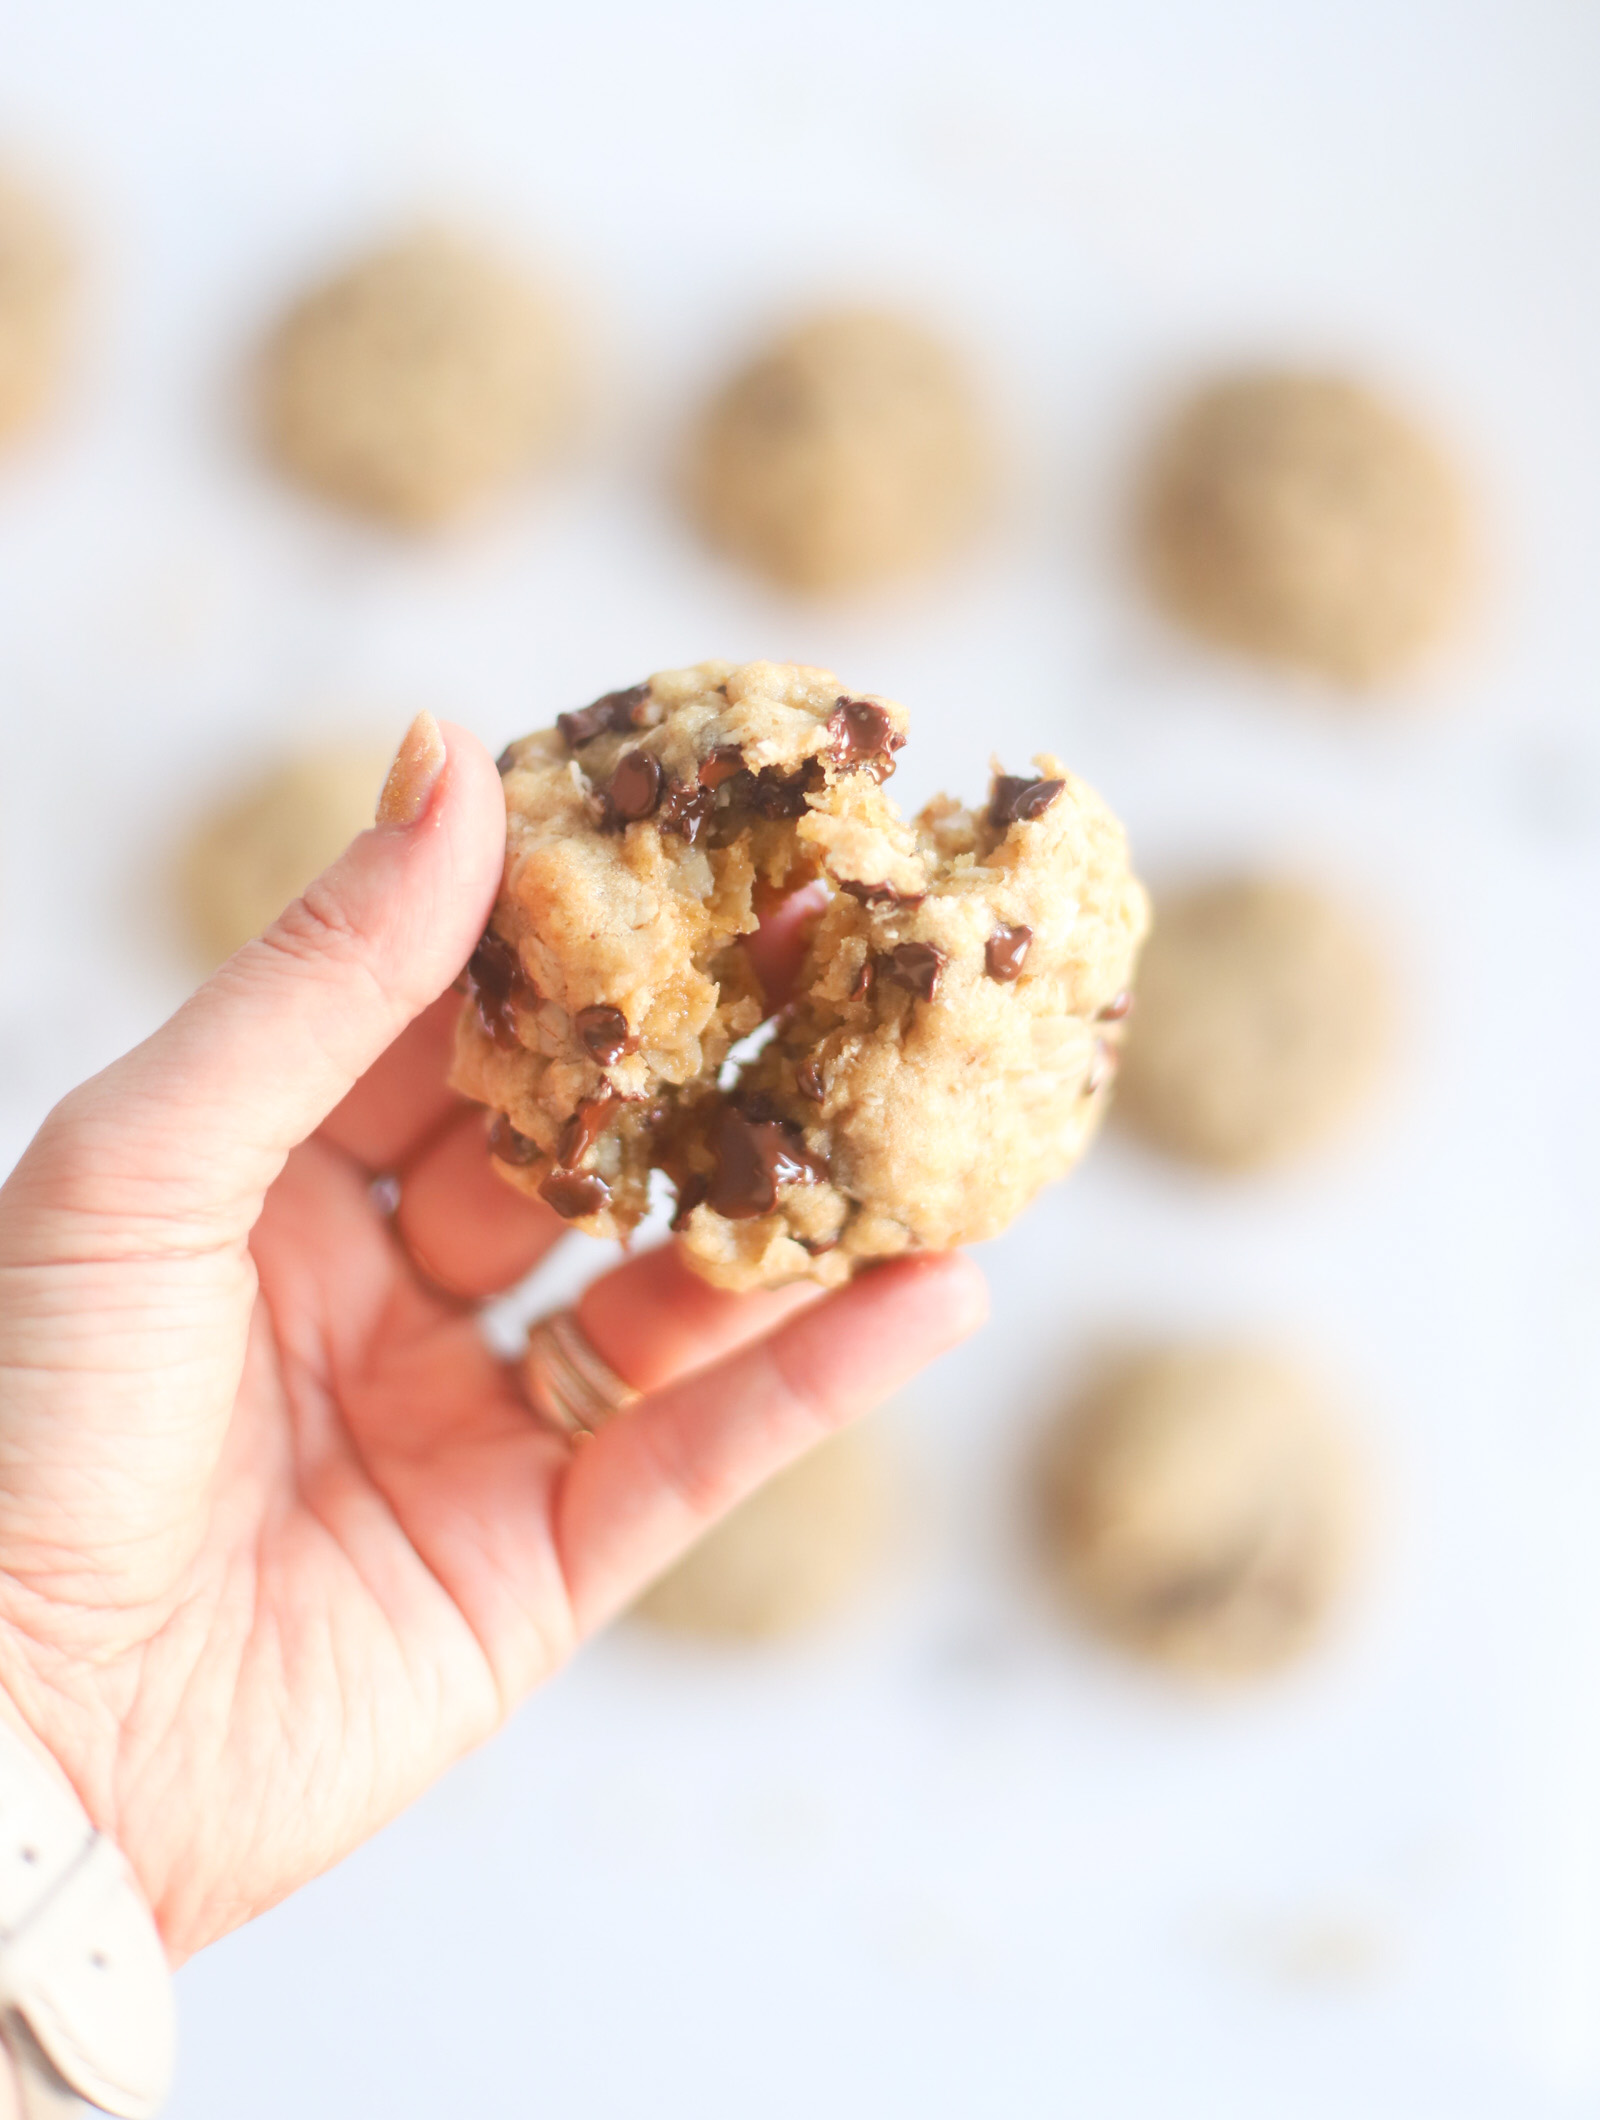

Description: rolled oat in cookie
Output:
[450,659,1148,1291]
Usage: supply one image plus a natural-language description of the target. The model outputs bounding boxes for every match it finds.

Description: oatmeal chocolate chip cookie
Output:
[179,744,393,965]
[261,228,578,527]
[632,1424,893,1641]
[449,659,1147,1289]
[1037,1345,1364,1682]
[687,310,991,594]
[1114,875,1389,1173]
[1138,371,1469,688]
[0,172,72,448]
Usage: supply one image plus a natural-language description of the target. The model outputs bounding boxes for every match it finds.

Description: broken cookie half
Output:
[450,660,1148,1291]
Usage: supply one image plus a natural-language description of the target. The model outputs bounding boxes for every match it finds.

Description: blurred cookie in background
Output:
[687,309,991,595]
[1137,371,1469,689]
[260,228,580,528]
[1037,1344,1365,1683]
[1115,876,1390,1173]
[179,743,393,965]
[0,170,73,449]
[633,1424,894,1642]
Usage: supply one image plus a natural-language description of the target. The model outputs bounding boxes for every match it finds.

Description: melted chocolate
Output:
[721,758,824,821]
[669,1171,708,1231]
[466,929,534,1051]
[495,743,519,774]
[707,1106,826,1220]
[878,941,945,1002]
[574,1005,633,1066]
[557,1093,618,1170]
[1099,990,1135,1022]
[840,879,926,908]
[603,749,663,823]
[557,682,652,748]
[827,696,903,779]
[488,1114,541,1165]
[796,1055,826,1102]
[984,924,1033,982]
[989,774,1065,828]
[657,779,713,842]
[539,1170,612,1219]
[850,956,876,1000]
[698,745,746,790]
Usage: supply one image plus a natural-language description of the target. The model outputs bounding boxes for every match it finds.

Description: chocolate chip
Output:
[698,745,746,790]
[827,696,904,780]
[988,774,1065,828]
[495,743,519,774]
[878,941,944,1002]
[574,1005,633,1066]
[840,879,926,908]
[539,1170,612,1219]
[488,1114,541,1165]
[850,956,875,1000]
[1099,990,1135,1022]
[556,1093,618,1170]
[707,1106,826,1220]
[984,924,1033,981]
[465,929,534,1051]
[796,1055,826,1101]
[557,682,652,748]
[603,749,662,823]
[657,779,713,843]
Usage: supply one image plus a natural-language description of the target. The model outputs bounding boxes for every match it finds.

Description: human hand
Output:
[0,717,987,1963]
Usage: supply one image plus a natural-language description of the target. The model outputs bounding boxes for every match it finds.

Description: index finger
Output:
[555,1250,988,1634]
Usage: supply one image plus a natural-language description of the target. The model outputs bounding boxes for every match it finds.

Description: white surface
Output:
[1,2,1598,2114]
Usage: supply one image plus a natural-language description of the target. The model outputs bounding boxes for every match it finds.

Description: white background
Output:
[1,2,1598,2114]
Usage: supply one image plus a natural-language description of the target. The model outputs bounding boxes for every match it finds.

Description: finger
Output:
[23,717,506,1251]
[555,1250,988,1631]
[394,1107,567,1301]
[319,992,469,1171]
[746,879,828,1010]
[577,1242,821,1394]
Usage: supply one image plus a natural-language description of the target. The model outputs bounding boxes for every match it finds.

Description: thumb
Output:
[38,715,505,1243]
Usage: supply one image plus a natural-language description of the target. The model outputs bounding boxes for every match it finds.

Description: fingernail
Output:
[376,712,447,827]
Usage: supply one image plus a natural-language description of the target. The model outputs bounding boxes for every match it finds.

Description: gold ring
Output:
[521,1308,641,1440]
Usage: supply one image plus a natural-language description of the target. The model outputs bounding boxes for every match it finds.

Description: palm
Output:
[170,1137,565,1956]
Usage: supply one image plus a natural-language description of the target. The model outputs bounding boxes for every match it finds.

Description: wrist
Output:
[0,1714,174,2116]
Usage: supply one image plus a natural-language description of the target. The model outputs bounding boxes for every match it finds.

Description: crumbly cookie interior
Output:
[450,659,1147,1290]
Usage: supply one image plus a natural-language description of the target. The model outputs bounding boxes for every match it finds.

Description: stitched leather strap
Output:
[0,1722,173,2117]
